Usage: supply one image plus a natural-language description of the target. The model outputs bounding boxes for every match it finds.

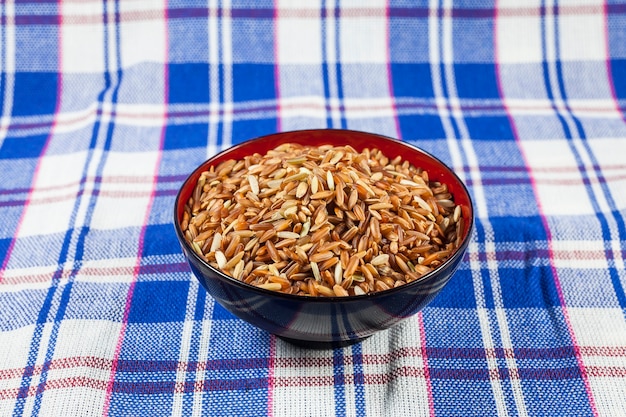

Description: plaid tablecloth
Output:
[1,1,626,416]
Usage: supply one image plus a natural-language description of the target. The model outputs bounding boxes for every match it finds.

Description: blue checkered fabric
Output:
[1,1,626,416]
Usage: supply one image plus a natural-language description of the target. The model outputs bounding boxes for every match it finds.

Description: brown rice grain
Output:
[333,284,349,297]
[318,256,339,271]
[257,282,282,292]
[182,142,464,296]
[309,251,334,263]
[223,252,245,271]
[344,256,360,279]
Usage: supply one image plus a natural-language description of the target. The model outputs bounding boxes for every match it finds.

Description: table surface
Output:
[1,2,626,416]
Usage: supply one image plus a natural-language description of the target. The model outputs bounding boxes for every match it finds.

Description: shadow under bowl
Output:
[174,129,474,349]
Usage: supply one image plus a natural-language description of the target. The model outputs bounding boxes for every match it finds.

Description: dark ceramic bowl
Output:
[174,129,473,348]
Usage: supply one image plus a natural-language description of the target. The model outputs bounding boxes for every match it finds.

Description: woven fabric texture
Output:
[1,1,626,416]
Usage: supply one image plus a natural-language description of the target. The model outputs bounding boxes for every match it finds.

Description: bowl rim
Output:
[173,128,474,303]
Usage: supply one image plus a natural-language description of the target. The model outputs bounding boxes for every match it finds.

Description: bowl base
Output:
[277,335,369,349]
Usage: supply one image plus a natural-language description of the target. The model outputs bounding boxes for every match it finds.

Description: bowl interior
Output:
[175,129,473,298]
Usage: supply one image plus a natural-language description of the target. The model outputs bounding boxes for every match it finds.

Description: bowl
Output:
[174,129,474,348]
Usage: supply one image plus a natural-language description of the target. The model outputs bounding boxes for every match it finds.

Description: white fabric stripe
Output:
[324,0,342,128]
[0,0,15,151]
[171,279,199,417]
[106,0,119,77]
[221,0,233,149]
[190,293,214,417]
[439,0,530,415]
[206,0,220,158]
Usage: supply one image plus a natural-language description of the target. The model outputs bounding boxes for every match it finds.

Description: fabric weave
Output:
[1,1,626,416]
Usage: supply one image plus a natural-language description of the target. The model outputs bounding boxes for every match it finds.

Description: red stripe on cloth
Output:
[273,356,334,367]
[4,365,626,401]
[0,263,189,286]
[2,353,624,400]
[101,4,169,415]
[0,174,183,196]
[271,375,338,388]
[587,366,626,378]
[0,377,108,400]
[363,366,427,385]
[2,377,277,399]
[10,5,625,26]
[0,357,273,382]
[0,357,111,381]
[6,101,626,135]
[1,347,623,384]
[493,2,599,416]
[580,346,626,357]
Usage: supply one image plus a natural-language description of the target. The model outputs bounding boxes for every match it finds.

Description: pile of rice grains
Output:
[181,143,464,297]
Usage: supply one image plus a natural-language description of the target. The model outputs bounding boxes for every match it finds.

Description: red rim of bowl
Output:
[174,129,474,302]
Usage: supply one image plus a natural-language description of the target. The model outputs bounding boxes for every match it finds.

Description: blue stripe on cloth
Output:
[143,223,182,257]
[535,2,599,415]
[611,59,626,115]
[25,0,127,415]
[114,374,271,390]
[232,64,276,104]
[390,64,435,98]
[8,12,62,417]
[333,347,346,417]
[3,232,67,266]
[454,64,500,100]
[0,287,48,331]
[169,63,210,104]
[464,114,515,140]
[164,123,210,150]
[11,73,58,118]
[351,342,366,417]
[201,307,270,416]
[0,134,48,160]
[128,281,190,323]
[121,323,185,362]
[549,1,626,310]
